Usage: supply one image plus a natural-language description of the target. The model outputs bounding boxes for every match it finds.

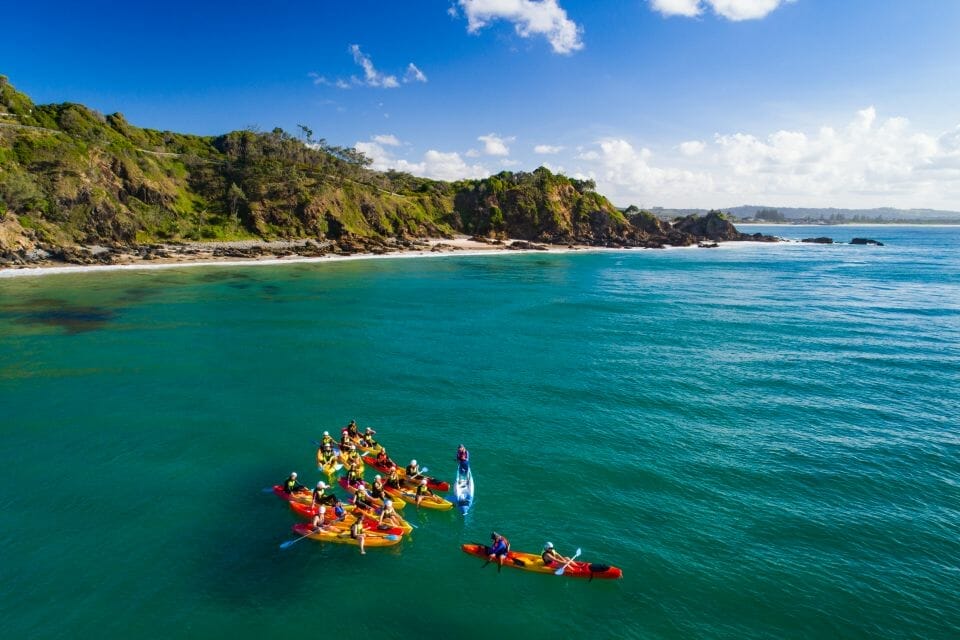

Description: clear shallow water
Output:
[1,225,958,639]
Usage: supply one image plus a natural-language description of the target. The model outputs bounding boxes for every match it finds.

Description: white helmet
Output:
[384,500,393,507]
[291,472,297,478]
[375,475,381,480]
[410,459,417,466]
[545,542,554,549]
[421,478,428,485]
[316,481,327,489]
[318,506,326,514]
[323,431,329,436]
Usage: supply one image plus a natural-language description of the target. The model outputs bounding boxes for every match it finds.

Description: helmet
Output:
[318,506,326,514]
[375,475,381,480]
[316,481,327,489]
[291,472,297,478]
[421,478,428,484]
[384,500,393,507]
[365,427,374,433]
[410,459,417,466]
[545,542,554,549]
[323,431,329,436]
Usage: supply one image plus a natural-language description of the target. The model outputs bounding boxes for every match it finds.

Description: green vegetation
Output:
[0,77,737,252]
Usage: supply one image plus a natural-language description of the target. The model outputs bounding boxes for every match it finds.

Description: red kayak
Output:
[273,485,312,503]
[460,543,623,580]
[361,456,450,492]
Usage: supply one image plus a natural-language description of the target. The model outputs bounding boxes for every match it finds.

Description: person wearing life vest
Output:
[541,542,571,566]
[370,475,387,501]
[319,447,337,471]
[353,484,375,512]
[344,419,360,440]
[379,499,401,528]
[361,427,378,448]
[456,444,470,476]
[320,431,335,451]
[414,477,433,507]
[346,448,363,469]
[387,465,402,490]
[487,532,510,568]
[283,472,305,494]
[346,513,366,554]
[406,459,421,479]
[311,481,336,507]
[329,496,346,522]
[375,448,391,468]
[340,430,353,449]
[346,463,364,488]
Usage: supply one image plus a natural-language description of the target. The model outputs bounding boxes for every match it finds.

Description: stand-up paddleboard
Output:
[454,466,474,514]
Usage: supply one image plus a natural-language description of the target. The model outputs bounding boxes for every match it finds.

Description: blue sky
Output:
[5,0,960,209]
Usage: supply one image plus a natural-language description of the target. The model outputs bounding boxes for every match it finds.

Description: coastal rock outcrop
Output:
[802,237,834,244]
[850,238,884,246]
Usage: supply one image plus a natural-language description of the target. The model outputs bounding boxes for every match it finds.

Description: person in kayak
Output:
[369,475,387,501]
[345,513,366,554]
[282,472,306,494]
[414,477,433,507]
[318,447,337,470]
[456,444,470,475]
[344,419,360,440]
[487,532,510,568]
[406,459,421,479]
[386,465,403,489]
[379,500,401,528]
[375,448,392,468]
[353,484,375,512]
[361,427,378,448]
[541,542,571,566]
[320,431,336,452]
[311,481,336,507]
[345,462,364,488]
[310,505,333,531]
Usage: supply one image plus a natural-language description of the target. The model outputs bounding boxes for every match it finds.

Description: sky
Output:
[5,0,960,210]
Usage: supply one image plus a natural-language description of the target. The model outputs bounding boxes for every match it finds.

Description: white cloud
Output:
[458,0,584,54]
[350,44,399,88]
[465,148,481,157]
[679,140,706,156]
[534,144,564,154]
[575,107,960,209]
[355,137,489,181]
[649,0,702,18]
[373,134,401,146]
[649,0,793,21]
[404,63,428,83]
[478,133,515,156]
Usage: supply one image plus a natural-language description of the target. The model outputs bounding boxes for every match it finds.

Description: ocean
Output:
[1,225,958,639]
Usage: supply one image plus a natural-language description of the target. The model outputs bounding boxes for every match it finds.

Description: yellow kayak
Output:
[292,523,402,547]
[384,486,453,511]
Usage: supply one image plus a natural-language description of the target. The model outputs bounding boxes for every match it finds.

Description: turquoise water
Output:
[1,225,958,639]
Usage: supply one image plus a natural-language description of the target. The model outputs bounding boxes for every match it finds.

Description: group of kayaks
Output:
[272,421,622,580]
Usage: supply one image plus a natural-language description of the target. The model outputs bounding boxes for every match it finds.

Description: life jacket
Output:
[350,520,363,537]
[416,484,430,497]
[284,478,297,493]
[406,465,419,476]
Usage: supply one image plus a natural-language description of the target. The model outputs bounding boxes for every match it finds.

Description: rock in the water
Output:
[802,237,834,244]
[850,237,884,246]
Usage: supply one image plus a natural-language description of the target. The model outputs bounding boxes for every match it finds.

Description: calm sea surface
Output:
[1,225,958,639]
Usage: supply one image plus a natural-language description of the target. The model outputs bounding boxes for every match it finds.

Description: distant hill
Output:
[650,205,960,223]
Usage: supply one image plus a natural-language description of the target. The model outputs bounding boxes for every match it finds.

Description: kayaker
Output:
[414,477,433,507]
[346,463,364,488]
[361,427,378,448]
[340,430,353,448]
[541,542,571,566]
[370,475,387,501]
[311,505,332,531]
[344,419,360,439]
[311,481,335,507]
[353,484,375,512]
[456,444,470,475]
[406,459,421,479]
[386,465,403,489]
[379,500,401,527]
[330,496,347,522]
[319,448,337,469]
[320,431,336,452]
[346,448,363,468]
[282,472,306,494]
[487,532,510,568]
[346,513,366,554]
[375,448,392,468]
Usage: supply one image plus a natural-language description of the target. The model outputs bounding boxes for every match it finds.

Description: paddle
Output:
[279,528,320,550]
[553,548,582,575]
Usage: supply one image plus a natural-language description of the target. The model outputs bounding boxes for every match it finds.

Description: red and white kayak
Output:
[460,543,623,580]
[362,455,450,492]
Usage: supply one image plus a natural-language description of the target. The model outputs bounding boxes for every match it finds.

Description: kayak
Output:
[453,467,474,515]
[272,485,313,505]
[337,476,407,510]
[384,485,453,511]
[460,543,623,580]
[315,449,343,476]
[286,501,406,536]
[362,455,450,492]
[292,523,402,547]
